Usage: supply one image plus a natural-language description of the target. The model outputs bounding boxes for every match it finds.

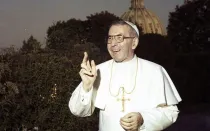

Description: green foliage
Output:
[167,0,210,108]
[46,11,120,59]
[46,19,88,51]
[0,46,17,99]
[86,11,120,53]
[167,0,210,53]
[21,36,41,53]
[172,53,210,105]
[0,49,99,130]
[136,34,175,68]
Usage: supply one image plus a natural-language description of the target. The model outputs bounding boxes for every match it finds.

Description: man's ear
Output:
[132,37,139,50]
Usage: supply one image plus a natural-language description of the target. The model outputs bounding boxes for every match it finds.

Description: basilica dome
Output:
[121,0,166,35]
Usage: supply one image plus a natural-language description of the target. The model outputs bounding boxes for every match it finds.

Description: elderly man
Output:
[69,20,182,131]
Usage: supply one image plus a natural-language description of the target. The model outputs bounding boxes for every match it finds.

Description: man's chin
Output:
[113,58,123,63]
[110,54,123,62]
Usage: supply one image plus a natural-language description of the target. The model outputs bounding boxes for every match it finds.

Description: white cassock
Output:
[69,55,182,131]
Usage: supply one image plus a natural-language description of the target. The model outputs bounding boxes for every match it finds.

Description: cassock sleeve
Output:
[139,66,181,130]
[69,83,95,117]
[139,105,179,131]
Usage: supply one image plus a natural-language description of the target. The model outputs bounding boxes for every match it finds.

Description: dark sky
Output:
[0,0,183,48]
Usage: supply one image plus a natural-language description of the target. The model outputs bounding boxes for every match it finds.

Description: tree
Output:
[86,11,120,54]
[167,0,210,106]
[136,34,175,68]
[21,36,41,53]
[167,0,210,53]
[46,11,120,62]
[0,48,20,130]
[46,19,88,51]
[0,47,100,130]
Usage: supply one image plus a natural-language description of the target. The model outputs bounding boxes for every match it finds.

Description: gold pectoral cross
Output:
[117,87,130,112]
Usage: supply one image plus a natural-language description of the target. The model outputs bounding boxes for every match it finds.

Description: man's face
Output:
[107,25,137,62]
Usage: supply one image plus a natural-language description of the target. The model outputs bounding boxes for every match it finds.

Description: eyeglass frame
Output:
[106,34,136,44]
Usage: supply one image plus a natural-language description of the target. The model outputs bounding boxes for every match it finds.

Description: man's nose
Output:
[110,38,118,46]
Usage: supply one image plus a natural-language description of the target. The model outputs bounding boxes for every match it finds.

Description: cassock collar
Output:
[113,55,137,67]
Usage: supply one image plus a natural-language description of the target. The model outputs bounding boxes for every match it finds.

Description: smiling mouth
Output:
[112,49,120,52]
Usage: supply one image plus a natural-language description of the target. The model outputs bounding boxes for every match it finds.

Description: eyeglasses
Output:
[106,34,135,44]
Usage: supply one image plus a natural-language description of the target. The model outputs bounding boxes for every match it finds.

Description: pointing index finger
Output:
[82,52,88,64]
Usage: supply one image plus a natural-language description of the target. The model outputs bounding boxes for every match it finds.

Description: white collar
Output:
[113,55,137,67]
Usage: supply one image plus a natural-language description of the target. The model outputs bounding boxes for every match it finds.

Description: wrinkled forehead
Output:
[108,25,131,36]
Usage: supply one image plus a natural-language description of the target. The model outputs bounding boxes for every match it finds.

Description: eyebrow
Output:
[108,34,123,37]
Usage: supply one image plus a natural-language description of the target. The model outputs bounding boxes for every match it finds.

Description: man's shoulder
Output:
[96,57,164,71]
[137,57,162,69]
[96,59,113,69]
[137,57,166,79]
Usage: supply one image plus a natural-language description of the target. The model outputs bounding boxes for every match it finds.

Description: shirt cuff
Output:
[139,110,157,131]
[80,85,93,105]
[138,106,178,131]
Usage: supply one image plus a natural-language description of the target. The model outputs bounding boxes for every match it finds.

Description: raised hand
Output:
[120,112,143,131]
[79,52,97,92]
